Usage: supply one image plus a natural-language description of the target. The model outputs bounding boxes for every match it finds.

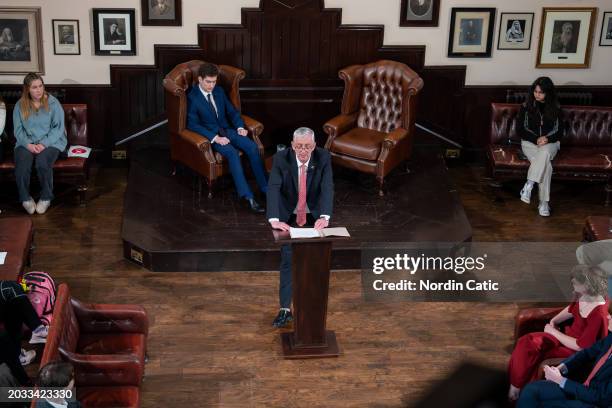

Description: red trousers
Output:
[508,332,574,388]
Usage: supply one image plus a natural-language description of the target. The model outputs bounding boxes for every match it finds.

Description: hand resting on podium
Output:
[270,218,329,231]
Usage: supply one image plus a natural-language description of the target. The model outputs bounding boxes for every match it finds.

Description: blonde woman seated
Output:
[508,265,609,401]
[13,73,67,215]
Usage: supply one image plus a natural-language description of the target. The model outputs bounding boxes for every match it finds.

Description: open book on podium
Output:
[289,227,350,239]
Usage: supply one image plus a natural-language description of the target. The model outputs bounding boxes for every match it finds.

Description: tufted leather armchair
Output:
[162,60,264,198]
[323,60,424,196]
[32,283,147,407]
[488,103,612,205]
[0,104,90,204]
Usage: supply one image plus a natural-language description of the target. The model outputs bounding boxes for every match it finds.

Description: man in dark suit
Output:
[267,127,334,327]
[187,63,267,212]
[518,317,612,407]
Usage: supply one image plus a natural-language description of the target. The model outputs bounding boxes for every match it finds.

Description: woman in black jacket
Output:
[518,77,563,217]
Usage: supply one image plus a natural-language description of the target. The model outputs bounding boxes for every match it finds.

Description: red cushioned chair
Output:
[32,283,147,408]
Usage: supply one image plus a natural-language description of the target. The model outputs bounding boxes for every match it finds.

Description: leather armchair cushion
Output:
[331,127,389,161]
[214,150,243,163]
[78,334,146,366]
[53,157,87,172]
[77,386,140,408]
[489,145,612,172]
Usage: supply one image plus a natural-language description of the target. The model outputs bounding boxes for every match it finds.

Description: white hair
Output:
[292,127,315,142]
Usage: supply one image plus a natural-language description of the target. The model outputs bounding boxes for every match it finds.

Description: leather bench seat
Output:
[487,103,612,205]
[0,104,90,203]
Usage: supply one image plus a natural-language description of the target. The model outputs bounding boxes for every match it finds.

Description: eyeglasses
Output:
[292,144,315,151]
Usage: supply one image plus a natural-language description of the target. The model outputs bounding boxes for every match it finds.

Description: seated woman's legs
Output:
[14,146,35,212]
[508,332,560,400]
[520,141,559,216]
[33,147,60,214]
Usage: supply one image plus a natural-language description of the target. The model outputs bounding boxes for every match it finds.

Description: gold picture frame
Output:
[536,7,597,69]
[0,7,44,74]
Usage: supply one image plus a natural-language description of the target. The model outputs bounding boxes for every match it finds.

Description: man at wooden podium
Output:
[267,127,334,328]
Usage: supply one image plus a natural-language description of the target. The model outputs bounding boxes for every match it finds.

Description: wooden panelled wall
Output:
[1,0,610,158]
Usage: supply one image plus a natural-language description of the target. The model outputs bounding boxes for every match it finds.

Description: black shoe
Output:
[241,196,265,213]
[272,310,293,328]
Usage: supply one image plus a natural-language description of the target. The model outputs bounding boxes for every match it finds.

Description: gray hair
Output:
[293,127,315,142]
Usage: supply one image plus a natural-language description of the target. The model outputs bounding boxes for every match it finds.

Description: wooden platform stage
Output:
[121,147,472,272]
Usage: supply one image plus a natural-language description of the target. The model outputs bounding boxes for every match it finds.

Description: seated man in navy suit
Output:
[187,63,267,212]
[518,316,612,407]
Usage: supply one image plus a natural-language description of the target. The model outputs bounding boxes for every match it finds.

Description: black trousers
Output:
[0,281,42,386]
[279,213,316,308]
[14,146,61,202]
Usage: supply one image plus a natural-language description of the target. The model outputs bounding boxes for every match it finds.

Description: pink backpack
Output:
[23,271,57,326]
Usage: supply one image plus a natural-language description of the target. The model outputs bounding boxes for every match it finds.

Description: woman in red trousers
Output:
[508,265,609,401]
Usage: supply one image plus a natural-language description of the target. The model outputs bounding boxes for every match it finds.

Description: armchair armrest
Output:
[382,127,409,149]
[178,129,211,152]
[514,307,563,342]
[71,298,149,335]
[323,113,358,149]
[162,77,186,96]
[60,349,143,386]
[241,114,264,157]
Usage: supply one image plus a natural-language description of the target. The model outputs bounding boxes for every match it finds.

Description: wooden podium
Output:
[273,230,349,359]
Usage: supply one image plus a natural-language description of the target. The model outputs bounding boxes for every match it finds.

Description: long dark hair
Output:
[526,76,560,121]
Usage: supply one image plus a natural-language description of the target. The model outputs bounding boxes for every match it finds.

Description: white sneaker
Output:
[29,325,48,344]
[19,349,36,366]
[22,199,36,215]
[538,202,550,217]
[36,200,51,214]
[520,182,533,204]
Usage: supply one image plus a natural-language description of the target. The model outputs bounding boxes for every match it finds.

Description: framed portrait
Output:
[448,8,496,58]
[92,8,136,56]
[52,19,80,55]
[142,0,181,26]
[497,12,534,50]
[600,12,612,46]
[536,7,597,68]
[400,0,439,27]
[0,7,44,75]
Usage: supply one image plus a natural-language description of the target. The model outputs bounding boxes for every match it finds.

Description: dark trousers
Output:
[211,129,267,199]
[279,213,316,309]
[14,146,60,202]
[517,380,594,408]
[0,281,42,386]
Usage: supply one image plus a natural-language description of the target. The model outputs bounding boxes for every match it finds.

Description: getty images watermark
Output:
[361,242,594,302]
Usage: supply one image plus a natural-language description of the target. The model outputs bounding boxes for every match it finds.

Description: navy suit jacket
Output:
[266,147,333,222]
[561,333,612,406]
[186,85,244,142]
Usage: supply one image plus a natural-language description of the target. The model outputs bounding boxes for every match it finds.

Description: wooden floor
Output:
[121,147,471,271]
[2,157,612,407]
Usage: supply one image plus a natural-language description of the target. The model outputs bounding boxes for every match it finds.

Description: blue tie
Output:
[206,94,218,118]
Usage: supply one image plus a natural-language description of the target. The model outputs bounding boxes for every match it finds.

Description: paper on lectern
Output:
[289,227,350,239]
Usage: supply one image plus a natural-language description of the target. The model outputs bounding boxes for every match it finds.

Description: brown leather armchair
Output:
[162,60,264,198]
[323,60,424,196]
[33,283,146,407]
